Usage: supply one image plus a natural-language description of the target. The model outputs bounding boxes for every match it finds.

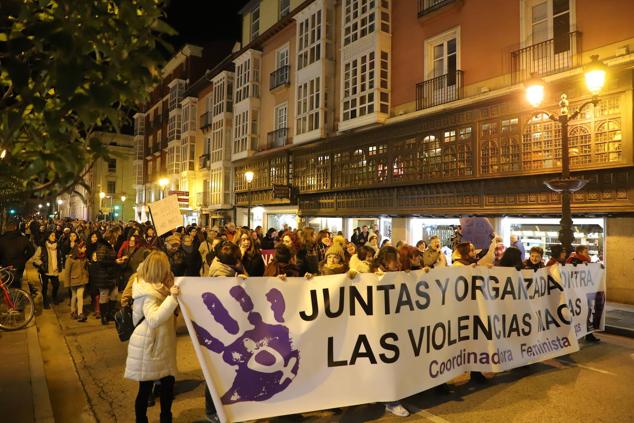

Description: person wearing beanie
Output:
[264,245,300,278]
[319,244,350,276]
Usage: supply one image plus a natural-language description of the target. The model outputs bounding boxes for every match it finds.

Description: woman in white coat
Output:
[124,251,180,423]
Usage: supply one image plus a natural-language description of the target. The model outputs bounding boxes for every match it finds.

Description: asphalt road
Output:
[42,300,634,423]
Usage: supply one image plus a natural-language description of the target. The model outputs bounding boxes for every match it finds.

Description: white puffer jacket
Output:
[124,279,179,382]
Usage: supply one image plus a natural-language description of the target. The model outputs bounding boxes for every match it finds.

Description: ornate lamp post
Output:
[525,55,607,256]
[244,171,254,229]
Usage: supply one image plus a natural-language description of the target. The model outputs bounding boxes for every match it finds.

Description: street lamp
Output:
[525,55,607,256]
[244,170,254,229]
[158,178,169,199]
[120,195,126,220]
[56,199,63,218]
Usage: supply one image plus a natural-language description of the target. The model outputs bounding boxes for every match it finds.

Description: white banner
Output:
[558,263,606,337]
[177,264,605,422]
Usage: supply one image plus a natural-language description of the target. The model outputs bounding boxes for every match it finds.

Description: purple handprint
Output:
[192,286,300,404]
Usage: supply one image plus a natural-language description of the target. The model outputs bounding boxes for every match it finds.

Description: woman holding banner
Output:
[124,251,180,423]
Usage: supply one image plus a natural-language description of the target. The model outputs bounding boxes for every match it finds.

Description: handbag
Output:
[114,305,145,342]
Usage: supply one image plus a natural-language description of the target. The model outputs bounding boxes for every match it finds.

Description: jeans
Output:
[98,286,118,303]
[40,274,59,304]
[135,375,175,423]
[70,286,85,314]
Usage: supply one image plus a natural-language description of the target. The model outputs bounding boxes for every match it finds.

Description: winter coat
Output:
[208,257,238,277]
[167,248,187,277]
[182,246,203,277]
[199,241,215,276]
[523,259,545,271]
[242,252,265,277]
[0,231,35,272]
[261,235,275,250]
[566,252,591,265]
[349,254,371,273]
[264,261,300,277]
[296,246,319,276]
[319,262,349,275]
[89,243,117,289]
[61,256,89,288]
[118,246,149,286]
[33,241,63,276]
[124,279,179,382]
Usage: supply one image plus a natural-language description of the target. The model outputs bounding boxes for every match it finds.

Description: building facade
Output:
[58,132,135,221]
[230,0,634,303]
[132,0,634,303]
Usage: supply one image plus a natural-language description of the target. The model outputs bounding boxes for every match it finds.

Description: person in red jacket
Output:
[566,245,592,265]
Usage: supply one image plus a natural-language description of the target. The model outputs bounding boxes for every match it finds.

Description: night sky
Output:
[164,0,251,53]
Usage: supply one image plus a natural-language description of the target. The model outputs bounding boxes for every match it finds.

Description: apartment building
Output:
[133,43,233,223]
[232,0,634,303]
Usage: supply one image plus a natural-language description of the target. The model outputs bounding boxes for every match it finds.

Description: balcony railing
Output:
[416,70,463,110]
[511,32,580,84]
[199,154,210,169]
[199,112,213,130]
[270,65,290,90]
[417,0,457,17]
[266,128,289,149]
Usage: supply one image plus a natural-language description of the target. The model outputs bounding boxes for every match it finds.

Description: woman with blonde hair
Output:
[124,251,180,423]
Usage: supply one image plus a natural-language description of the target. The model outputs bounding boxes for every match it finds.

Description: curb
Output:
[604,324,634,339]
[27,322,55,423]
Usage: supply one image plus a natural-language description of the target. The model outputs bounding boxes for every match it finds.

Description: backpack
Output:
[114,305,145,342]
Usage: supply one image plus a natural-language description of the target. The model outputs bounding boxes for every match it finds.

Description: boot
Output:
[159,412,172,423]
[108,301,118,321]
[78,314,87,322]
[94,294,101,318]
[100,302,109,325]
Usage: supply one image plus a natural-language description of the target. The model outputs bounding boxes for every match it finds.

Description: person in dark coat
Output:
[116,234,149,291]
[33,231,64,308]
[523,246,545,271]
[264,245,300,278]
[0,220,35,292]
[261,228,277,250]
[238,232,264,276]
[165,234,187,277]
[181,234,203,277]
[89,231,117,325]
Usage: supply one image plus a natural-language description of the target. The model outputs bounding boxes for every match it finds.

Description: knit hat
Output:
[332,235,346,247]
[325,244,345,262]
[166,234,181,248]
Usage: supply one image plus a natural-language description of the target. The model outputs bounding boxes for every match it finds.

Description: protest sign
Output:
[460,217,495,250]
[148,195,182,236]
[177,264,604,422]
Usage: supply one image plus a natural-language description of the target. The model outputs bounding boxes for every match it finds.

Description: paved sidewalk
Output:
[0,323,54,423]
[605,301,634,338]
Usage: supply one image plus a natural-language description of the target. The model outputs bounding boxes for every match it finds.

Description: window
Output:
[181,102,196,133]
[279,0,290,18]
[168,112,181,142]
[276,45,289,69]
[213,79,225,116]
[343,52,375,121]
[297,10,322,70]
[181,135,195,171]
[296,77,321,135]
[251,4,260,41]
[211,121,224,163]
[526,0,571,51]
[168,80,185,111]
[421,135,442,179]
[343,0,376,46]
[233,110,250,154]
[275,103,288,130]
[424,27,460,104]
[107,158,116,172]
[235,56,260,103]
[522,113,560,170]
[107,181,116,194]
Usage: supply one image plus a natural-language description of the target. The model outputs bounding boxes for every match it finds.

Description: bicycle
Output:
[0,266,35,330]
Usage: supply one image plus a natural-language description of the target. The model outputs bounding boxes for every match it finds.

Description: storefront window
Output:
[268,214,298,230]
[306,217,343,234]
[501,217,604,261]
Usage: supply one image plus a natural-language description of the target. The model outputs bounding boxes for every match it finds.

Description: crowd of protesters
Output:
[0,217,601,422]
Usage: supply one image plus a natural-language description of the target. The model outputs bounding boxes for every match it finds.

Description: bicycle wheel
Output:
[0,288,35,331]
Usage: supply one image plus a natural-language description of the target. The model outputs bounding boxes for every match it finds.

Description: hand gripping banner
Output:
[176,263,605,422]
